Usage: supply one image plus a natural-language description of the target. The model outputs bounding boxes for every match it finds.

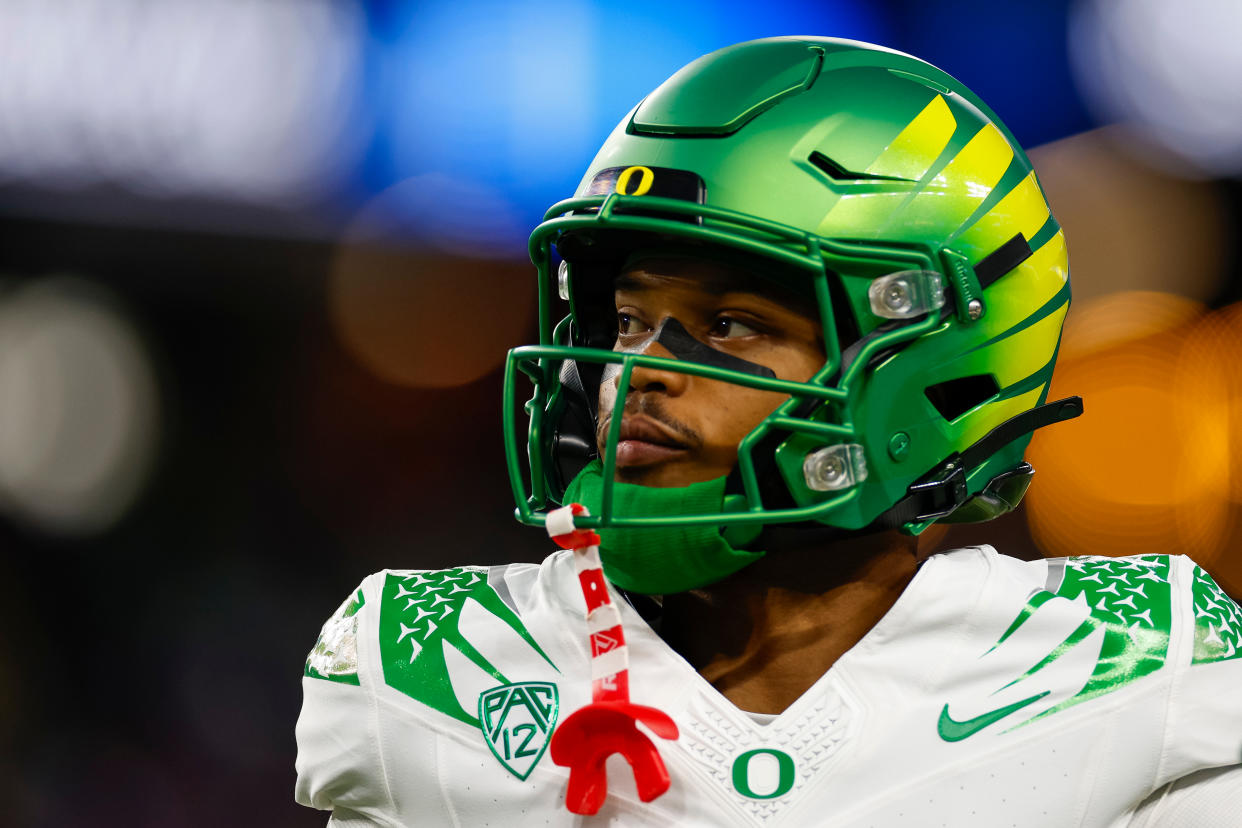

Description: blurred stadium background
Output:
[0,0,1238,824]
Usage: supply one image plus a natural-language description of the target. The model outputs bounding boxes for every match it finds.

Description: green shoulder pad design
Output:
[378,568,557,727]
[1190,565,1242,665]
[305,587,366,686]
[997,556,1172,726]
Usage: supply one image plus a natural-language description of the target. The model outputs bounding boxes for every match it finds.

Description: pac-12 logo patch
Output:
[478,681,559,780]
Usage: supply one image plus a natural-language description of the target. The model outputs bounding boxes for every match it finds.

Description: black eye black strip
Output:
[652,317,776,379]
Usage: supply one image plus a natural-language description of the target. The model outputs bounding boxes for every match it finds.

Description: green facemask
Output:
[562,459,766,594]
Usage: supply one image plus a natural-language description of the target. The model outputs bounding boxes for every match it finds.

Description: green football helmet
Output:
[503,37,1080,589]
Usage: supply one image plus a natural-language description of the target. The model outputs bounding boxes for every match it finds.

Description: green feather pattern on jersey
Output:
[378,569,557,727]
[1190,566,1242,665]
[992,555,1171,729]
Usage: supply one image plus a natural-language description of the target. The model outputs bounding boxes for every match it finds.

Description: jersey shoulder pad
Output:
[304,578,371,686]
[1183,560,1242,666]
[297,573,391,816]
[370,564,559,728]
[1152,557,1242,781]
[983,554,1176,720]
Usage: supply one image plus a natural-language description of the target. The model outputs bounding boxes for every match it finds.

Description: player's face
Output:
[596,257,825,488]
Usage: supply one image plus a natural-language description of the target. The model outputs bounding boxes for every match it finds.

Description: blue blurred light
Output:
[885,0,1092,149]
[362,0,891,254]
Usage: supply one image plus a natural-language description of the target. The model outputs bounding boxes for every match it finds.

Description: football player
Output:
[296,37,1242,826]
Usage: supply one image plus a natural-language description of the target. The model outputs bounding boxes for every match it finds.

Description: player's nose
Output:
[619,336,689,397]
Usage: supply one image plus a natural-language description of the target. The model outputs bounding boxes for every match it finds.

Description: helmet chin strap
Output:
[878,395,1085,531]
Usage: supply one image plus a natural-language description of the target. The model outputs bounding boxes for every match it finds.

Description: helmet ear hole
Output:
[924,374,1000,421]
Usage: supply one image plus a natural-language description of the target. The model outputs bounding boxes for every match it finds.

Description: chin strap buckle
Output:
[908,459,970,522]
[546,504,679,815]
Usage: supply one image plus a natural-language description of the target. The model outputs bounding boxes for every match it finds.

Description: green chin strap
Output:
[562,459,766,594]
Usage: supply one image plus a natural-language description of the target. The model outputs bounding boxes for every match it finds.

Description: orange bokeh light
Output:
[1025,292,1242,593]
[329,244,534,389]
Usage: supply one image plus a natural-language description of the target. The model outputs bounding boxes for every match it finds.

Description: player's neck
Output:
[659,530,921,715]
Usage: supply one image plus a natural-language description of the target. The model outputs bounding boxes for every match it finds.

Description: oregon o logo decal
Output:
[615,165,654,196]
[731,748,795,799]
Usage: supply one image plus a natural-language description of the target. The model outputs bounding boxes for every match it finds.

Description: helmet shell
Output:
[507,37,1070,534]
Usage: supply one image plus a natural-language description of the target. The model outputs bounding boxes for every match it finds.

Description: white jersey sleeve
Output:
[1157,558,1242,783]
[294,574,401,824]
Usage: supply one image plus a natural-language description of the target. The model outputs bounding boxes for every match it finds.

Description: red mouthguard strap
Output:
[545,503,679,815]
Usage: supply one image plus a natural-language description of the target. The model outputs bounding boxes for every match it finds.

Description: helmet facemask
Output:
[507,193,960,536]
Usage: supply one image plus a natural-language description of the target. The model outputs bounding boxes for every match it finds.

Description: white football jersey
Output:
[295,547,1242,826]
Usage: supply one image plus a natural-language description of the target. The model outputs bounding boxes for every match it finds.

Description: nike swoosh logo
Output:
[937,691,1050,742]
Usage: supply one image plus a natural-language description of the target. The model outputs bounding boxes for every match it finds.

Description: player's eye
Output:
[617,312,648,335]
[709,315,759,339]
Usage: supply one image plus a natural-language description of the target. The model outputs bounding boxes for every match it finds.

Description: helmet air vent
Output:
[808,151,909,183]
[924,374,1001,422]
